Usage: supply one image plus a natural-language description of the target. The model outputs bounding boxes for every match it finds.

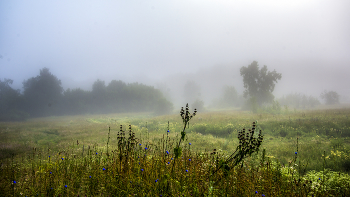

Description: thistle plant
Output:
[213,121,263,179]
[174,103,197,159]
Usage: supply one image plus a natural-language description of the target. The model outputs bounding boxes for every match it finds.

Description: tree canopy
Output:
[320,90,339,105]
[0,79,27,121]
[22,68,63,116]
[240,61,282,106]
[0,67,174,121]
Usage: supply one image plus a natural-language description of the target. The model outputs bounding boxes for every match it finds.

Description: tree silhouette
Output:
[22,68,63,117]
[0,79,27,120]
[240,61,281,106]
[320,90,339,105]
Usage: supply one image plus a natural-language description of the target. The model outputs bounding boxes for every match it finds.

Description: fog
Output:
[1,0,350,110]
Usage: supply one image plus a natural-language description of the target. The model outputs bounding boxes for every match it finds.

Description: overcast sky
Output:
[1,0,349,103]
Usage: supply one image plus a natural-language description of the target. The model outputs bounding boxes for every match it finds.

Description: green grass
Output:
[1,108,350,196]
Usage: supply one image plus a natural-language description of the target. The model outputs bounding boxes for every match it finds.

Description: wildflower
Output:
[319,178,321,180]
[49,156,50,158]
[89,176,91,178]
[155,179,158,183]
[50,172,52,174]
[103,168,106,171]
[186,169,188,172]
[139,144,141,145]
[65,185,67,188]
[96,152,98,155]
[171,158,173,160]
[189,159,191,161]
[255,191,258,194]
[139,162,140,164]
[13,181,16,184]
[166,151,169,154]
[145,147,148,150]
[262,195,265,197]
[141,169,144,172]
[61,158,64,160]
[295,152,297,154]
[167,130,170,133]
[168,162,170,164]
[189,143,191,145]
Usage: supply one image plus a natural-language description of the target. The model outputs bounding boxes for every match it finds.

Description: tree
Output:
[63,88,91,115]
[0,79,28,121]
[106,80,127,112]
[91,79,107,112]
[278,93,320,109]
[240,61,282,106]
[221,86,238,107]
[0,79,19,112]
[22,68,63,117]
[320,90,339,105]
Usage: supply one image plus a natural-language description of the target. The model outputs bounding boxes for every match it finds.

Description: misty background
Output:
[1,0,350,116]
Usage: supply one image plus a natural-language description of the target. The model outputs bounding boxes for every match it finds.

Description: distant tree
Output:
[240,61,282,106]
[0,79,19,112]
[320,90,339,105]
[154,97,174,115]
[107,80,126,93]
[183,80,201,105]
[22,68,63,117]
[0,79,28,121]
[63,88,91,115]
[91,79,107,112]
[106,80,127,112]
[220,86,238,107]
[278,93,320,109]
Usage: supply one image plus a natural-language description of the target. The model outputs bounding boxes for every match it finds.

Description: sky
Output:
[1,0,350,105]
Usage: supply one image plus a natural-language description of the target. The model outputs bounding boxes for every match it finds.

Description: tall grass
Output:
[1,108,350,196]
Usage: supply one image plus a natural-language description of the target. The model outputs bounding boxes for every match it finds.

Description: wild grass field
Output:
[1,107,350,196]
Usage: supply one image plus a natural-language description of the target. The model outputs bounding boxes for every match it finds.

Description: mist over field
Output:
[1,0,350,116]
[3,2,350,195]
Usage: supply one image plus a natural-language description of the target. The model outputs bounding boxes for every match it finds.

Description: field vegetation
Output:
[1,105,350,196]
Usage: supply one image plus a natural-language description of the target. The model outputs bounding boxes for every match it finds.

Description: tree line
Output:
[0,68,173,121]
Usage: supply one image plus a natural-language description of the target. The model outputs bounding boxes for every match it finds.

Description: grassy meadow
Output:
[1,107,350,196]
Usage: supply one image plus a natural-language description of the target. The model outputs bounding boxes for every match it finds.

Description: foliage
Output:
[217,85,240,108]
[63,88,91,115]
[240,61,282,106]
[321,90,340,105]
[153,97,174,115]
[303,169,350,194]
[0,79,28,121]
[278,93,321,109]
[2,109,350,196]
[0,68,174,120]
[212,122,263,180]
[22,68,64,117]
[259,100,282,114]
